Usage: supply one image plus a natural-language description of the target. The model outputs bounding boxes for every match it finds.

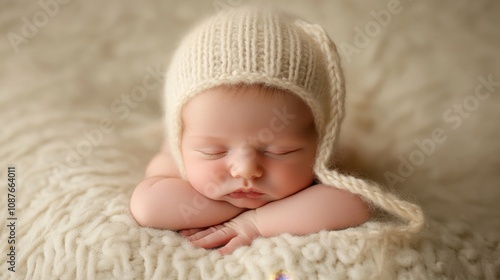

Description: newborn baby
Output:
[130,6,422,254]
[131,84,369,254]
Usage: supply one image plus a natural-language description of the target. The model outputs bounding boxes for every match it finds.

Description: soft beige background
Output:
[1,0,499,279]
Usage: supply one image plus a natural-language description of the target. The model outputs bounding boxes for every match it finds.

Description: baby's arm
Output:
[186,184,370,254]
[255,184,370,237]
[130,143,244,230]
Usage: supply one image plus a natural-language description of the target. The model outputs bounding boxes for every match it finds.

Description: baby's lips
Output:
[228,191,263,199]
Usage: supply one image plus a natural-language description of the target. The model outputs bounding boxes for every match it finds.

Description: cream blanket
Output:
[1,0,499,279]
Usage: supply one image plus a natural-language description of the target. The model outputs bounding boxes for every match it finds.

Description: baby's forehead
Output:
[182,85,311,119]
[181,84,317,138]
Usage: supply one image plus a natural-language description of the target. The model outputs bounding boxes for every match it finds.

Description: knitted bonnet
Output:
[164,7,424,236]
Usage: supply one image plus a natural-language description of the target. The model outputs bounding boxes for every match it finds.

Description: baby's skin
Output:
[130,85,370,254]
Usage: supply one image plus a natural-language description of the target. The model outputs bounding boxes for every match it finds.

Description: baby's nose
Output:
[229,149,263,179]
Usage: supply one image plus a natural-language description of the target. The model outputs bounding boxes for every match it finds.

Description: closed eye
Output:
[264,148,301,156]
[196,150,227,159]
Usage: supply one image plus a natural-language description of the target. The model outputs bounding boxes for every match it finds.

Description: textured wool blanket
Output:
[1,0,499,279]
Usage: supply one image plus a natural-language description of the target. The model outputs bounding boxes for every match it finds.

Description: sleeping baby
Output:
[130,6,422,255]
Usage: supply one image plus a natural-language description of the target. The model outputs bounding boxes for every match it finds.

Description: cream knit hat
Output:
[164,7,424,236]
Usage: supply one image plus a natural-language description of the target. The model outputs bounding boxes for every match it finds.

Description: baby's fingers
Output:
[178,228,205,237]
[186,225,223,241]
[190,227,236,249]
[218,235,251,255]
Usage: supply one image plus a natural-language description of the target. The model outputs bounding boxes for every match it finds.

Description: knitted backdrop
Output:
[0,0,499,279]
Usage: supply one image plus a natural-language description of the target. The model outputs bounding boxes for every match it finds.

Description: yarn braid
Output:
[296,20,425,236]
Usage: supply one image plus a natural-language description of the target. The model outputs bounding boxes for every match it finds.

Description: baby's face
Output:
[181,86,317,209]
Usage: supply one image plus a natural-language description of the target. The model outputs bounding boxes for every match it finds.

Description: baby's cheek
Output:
[184,160,204,186]
[185,160,222,198]
[276,163,314,187]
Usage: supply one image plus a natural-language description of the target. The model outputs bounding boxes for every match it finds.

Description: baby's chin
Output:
[224,197,271,209]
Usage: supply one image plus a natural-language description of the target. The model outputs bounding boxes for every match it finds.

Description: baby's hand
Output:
[182,210,261,255]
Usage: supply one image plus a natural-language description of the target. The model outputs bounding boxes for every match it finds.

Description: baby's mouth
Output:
[228,190,264,199]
